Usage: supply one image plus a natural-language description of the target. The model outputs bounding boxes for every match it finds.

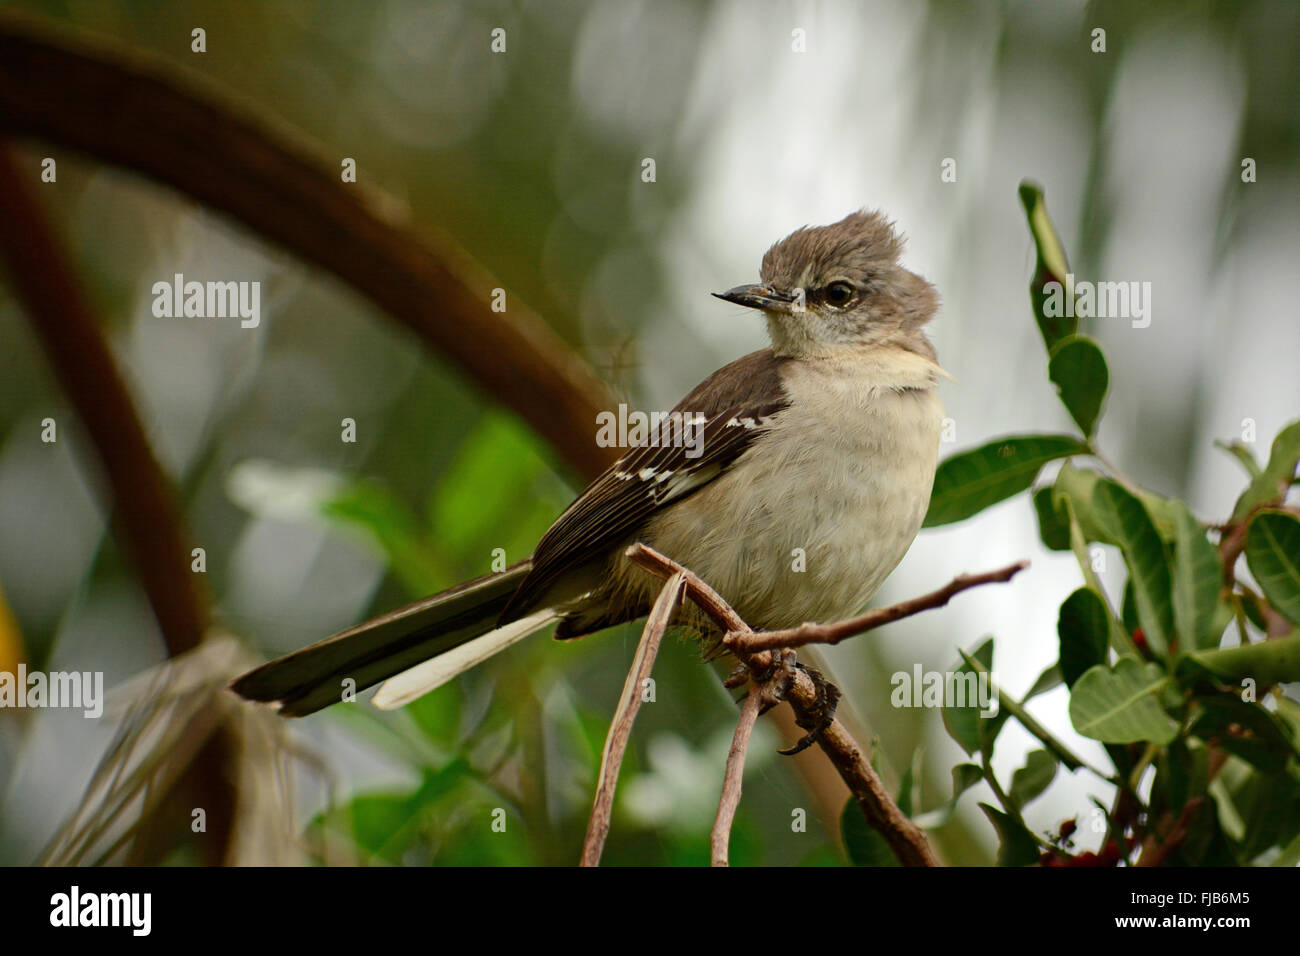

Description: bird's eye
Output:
[824,281,854,307]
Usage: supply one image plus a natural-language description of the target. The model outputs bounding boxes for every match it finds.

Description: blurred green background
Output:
[0,0,1296,865]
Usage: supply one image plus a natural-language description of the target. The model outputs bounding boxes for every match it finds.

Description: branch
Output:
[1136,797,1205,867]
[580,572,685,866]
[0,19,616,480]
[0,140,235,864]
[711,685,763,867]
[727,561,1029,653]
[0,143,208,654]
[625,543,940,867]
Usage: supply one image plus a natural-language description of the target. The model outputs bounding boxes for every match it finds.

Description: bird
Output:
[231,209,946,717]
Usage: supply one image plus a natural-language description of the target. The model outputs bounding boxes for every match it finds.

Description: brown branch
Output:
[1136,797,1206,867]
[0,18,616,480]
[625,543,940,867]
[711,685,763,867]
[727,561,1029,653]
[580,572,685,867]
[0,140,235,865]
[0,143,208,655]
[1219,512,1294,636]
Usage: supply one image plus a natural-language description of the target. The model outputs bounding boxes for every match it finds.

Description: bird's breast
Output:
[643,348,945,631]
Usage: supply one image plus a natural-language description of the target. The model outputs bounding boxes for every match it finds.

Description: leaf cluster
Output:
[848,183,1300,867]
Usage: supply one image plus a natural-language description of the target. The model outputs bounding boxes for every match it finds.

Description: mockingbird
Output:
[232,209,945,716]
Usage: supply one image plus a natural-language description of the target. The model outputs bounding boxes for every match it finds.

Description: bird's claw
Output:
[777,663,841,756]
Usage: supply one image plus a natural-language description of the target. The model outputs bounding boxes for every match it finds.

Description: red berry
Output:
[1132,627,1146,648]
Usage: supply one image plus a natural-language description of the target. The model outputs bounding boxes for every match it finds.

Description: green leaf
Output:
[339,760,473,862]
[428,410,564,574]
[1240,590,1270,633]
[1190,694,1300,773]
[1234,771,1300,861]
[1047,334,1108,437]
[323,479,451,595]
[941,638,995,755]
[1025,664,1063,701]
[1275,830,1300,868]
[1181,631,1300,686]
[1092,480,1174,655]
[913,764,983,829]
[1058,587,1110,688]
[1245,510,1300,624]
[924,435,1086,527]
[1197,810,1241,867]
[1058,495,1135,656]
[897,750,921,818]
[1033,486,1071,551]
[1018,181,1075,352]
[1214,440,1261,479]
[1121,577,1140,636]
[1161,738,1209,812]
[406,683,462,748]
[1053,464,1116,544]
[979,803,1042,867]
[1053,463,1177,544]
[1135,493,1179,543]
[1232,419,1300,520]
[1171,501,1226,651]
[1068,656,1176,745]
[840,797,900,866]
[226,460,451,594]
[1175,799,1219,866]
[1010,749,1058,808]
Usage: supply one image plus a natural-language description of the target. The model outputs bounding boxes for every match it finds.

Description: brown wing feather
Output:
[499,349,790,622]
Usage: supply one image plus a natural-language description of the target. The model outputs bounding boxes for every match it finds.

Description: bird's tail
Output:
[229,561,554,717]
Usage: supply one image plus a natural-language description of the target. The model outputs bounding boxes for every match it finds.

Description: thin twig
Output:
[727,561,1029,653]
[625,543,940,867]
[957,648,1109,778]
[580,572,685,867]
[711,685,763,867]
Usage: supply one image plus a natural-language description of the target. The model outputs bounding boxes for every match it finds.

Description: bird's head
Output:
[713,209,939,360]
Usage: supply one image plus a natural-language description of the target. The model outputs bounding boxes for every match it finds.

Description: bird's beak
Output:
[712,284,797,314]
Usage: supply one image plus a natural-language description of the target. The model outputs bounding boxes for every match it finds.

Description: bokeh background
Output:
[0,0,1297,865]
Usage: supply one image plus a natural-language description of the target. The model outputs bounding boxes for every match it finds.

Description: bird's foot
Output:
[777,663,841,756]
[756,648,799,714]
[728,648,797,711]
[722,661,750,690]
[726,651,841,755]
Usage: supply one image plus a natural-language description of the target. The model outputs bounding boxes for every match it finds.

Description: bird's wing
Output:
[499,348,791,622]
